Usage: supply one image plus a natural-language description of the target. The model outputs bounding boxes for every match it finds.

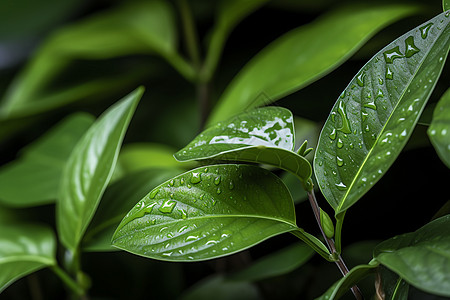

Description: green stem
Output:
[177,0,201,69]
[291,229,333,262]
[335,211,346,254]
[51,265,84,297]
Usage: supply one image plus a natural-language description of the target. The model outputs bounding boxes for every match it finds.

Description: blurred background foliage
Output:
[0,0,448,299]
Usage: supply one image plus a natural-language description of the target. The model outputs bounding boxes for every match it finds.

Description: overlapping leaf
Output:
[314,11,450,215]
[207,4,421,125]
[428,87,450,168]
[57,87,143,251]
[174,107,312,186]
[112,164,299,261]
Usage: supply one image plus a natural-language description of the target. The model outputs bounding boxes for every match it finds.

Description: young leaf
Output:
[228,243,314,282]
[0,223,56,293]
[112,164,299,261]
[373,215,450,297]
[314,11,450,215]
[0,113,94,207]
[57,87,143,251]
[83,168,182,252]
[428,87,450,168]
[174,107,312,188]
[207,4,420,125]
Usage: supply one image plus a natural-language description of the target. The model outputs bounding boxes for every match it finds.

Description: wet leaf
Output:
[112,164,299,261]
[314,11,450,215]
[83,168,181,252]
[0,113,94,207]
[57,87,143,251]
[428,87,450,168]
[229,243,314,282]
[0,223,56,293]
[208,4,420,125]
[174,107,312,187]
[374,215,450,297]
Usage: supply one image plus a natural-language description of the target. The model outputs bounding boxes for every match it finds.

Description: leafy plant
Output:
[0,1,449,299]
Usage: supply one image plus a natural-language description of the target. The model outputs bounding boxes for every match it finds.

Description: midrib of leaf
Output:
[0,256,54,265]
[424,245,450,259]
[336,29,443,214]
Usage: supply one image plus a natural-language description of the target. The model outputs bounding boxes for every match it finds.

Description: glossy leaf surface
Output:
[208,4,420,125]
[374,215,450,297]
[112,164,298,261]
[379,267,409,300]
[0,113,94,207]
[229,243,314,282]
[57,87,143,251]
[83,168,181,252]
[314,11,450,215]
[0,224,56,293]
[175,107,312,185]
[428,87,450,168]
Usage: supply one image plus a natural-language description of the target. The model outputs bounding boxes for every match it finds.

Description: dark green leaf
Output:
[374,215,450,297]
[174,107,312,186]
[428,87,450,168]
[208,4,421,125]
[228,243,314,282]
[0,113,94,207]
[57,87,143,251]
[112,164,299,261]
[444,2,450,11]
[315,262,379,300]
[83,168,182,252]
[314,11,450,215]
[180,275,260,300]
[0,223,56,293]
[378,266,410,300]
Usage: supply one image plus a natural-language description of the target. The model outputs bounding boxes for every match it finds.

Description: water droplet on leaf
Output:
[404,36,420,58]
[159,200,176,213]
[190,172,202,184]
[419,22,433,39]
[383,46,404,63]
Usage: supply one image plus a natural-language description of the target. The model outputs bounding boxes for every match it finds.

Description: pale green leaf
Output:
[444,2,450,11]
[0,223,56,293]
[57,87,143,251]
[208,4,421,125]
[314,11,450,215]
[428,87,450,168]
[374,215,450,297]
[0,113,94,207]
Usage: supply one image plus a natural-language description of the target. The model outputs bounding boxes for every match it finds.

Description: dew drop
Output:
[419,22,433,39]
[376,89,384,99]
[229,180,234,190]
[386,66,394,80]
[149,189,159,199]
[337,138,344,149]
[186,235,198,242]
[364,101,377,110]
[365,125,370,132]
[335,182,347,191]
[179,209,188,219]
[361,110,368,122]
[340,91,346,98]
[159,200,176,213]
[180,178,185,185]
[190,172,202,184]
[442,129,448,135]
[383,46,404,63]
[329,128,337,140]
[214,176,221,185]
[430,129,436,135]
[404,36,420,58]
[378,78,383,85]
[349,143,354,149]
[169,180,174,186]
[356,71,365,87]
[337,101,352,134]
[216,187,222,194]
[337,156,344,167]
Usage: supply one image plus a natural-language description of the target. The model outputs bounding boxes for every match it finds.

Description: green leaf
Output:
[0,223,56,293]
[83,168,182,252]
[228,243,314,282]
[180,275,260,300]
[112,164,299,261]
[174,107,312,187]
[315,262,379,300]
[207,3,421,125]
[373,215,450,297]
[428,87,450,168]
[378,266,410,300]
[444,2,450,11]
[314,11,450,215]
[57,87,143,251]
[0,113,94,207]
[201,0,269,80]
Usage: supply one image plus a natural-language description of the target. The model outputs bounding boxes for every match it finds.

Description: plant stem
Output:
[51,265,84,297]
[307,189,364,300]
[178,0,201,69]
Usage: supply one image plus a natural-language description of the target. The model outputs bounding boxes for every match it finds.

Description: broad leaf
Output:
[316,262,379,300]
[174,107,312,187]
[378,267,410,300]
[374,215,450,297]
[428,87,450,168]
[0,113,94,207]
[314,11,450,215]
[83,168,181,252]
[57,87,143,251]
[112,164,299,261]
[229,243,314,282]
[207,4,420,125]
[0,223,56,293]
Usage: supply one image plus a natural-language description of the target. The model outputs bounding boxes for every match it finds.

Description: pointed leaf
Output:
[314,11,450,215]
[83,168,182,252]
[0,223,56,293]
[0,113,94,207]
[428,87,450,168]
[208,4,421,125]
[175,107,312,185]
[57,87,143,251]
[374,215,450,297]
[112,164,298,261]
